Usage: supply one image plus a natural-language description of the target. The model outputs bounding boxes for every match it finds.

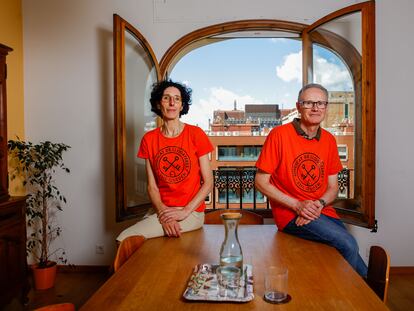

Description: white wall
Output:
[22,0,414,266]
[349,0,414,266]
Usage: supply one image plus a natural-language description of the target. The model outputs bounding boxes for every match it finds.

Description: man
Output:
[255,83,367,277]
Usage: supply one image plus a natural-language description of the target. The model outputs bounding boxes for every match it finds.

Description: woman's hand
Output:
[158,207,191,223]
[162,220,182,237]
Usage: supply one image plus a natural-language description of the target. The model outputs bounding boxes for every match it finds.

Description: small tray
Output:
[183,263,254,302]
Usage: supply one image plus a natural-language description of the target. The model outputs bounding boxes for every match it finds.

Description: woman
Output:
[117,80,213,241]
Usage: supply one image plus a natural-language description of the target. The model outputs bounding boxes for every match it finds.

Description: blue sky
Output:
[170,38,352,130]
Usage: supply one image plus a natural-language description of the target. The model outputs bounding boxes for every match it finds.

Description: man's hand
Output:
[295,216,311,226]
[295,199,325,226]
[161,220,182,237]
[296,200,322,220]
[158,207,191,223]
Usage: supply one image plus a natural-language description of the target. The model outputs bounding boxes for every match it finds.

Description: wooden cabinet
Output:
[0,44,12,202]
[0,197,28,306]
[0,44,28,307]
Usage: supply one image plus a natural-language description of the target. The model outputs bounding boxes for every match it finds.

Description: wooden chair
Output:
[114,235,146,272]
[204,209,264,225]
[34,303,75,311]
[366,245,390,303]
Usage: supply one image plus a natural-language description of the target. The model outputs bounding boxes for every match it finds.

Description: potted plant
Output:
[8,139,70,290]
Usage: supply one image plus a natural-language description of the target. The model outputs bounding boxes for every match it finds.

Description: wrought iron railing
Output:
[208,168,351,210]
[211,168,268,210]
[337,168,351,198]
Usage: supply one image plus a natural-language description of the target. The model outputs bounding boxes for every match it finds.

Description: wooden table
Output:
[81,225,389,310]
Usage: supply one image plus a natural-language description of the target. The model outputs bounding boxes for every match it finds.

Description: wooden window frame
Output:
[113,14,161,221]
[114,1,375,228]
[302,1,376,227]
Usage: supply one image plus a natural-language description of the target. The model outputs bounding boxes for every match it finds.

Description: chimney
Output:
[234,99,237,111]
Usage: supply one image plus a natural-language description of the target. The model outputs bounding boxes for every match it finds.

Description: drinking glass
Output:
[216,266,241,298]
[264,266,289,303]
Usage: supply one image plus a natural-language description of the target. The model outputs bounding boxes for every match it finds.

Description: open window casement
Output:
[302,1,375,228]
[114,1,375,228]
[114,14,161,221]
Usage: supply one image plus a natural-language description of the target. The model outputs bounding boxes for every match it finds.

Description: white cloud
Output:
[313,57,353,90]
[276,51,353,91]
[181,87,266,130]
[276,51,302,83]
[269,38,288,43]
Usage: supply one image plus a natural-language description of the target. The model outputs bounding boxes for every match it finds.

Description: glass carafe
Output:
[219,212,243,269]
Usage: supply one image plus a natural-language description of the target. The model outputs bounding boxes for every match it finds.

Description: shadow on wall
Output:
[97,27,137,263]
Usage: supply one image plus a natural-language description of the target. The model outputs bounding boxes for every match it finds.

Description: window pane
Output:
[337,145,348,161]
[218,189,265,203]
[124,30,158,207]
[218,145,262,161]
[310,12,361,201]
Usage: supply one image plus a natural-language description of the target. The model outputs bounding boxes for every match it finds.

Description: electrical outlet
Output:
[96,244,104,254]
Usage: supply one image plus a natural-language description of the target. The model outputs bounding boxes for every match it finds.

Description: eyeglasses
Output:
[298,100,328,109]
[161,94,182,104]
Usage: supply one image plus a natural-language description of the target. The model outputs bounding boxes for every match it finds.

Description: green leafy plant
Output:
[8,139,70,268]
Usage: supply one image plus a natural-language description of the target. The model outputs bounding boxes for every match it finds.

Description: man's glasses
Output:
[298,100,328,109]
[161,94,182,104]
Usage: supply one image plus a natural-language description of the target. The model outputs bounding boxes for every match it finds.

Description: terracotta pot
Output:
[32,261,57,290]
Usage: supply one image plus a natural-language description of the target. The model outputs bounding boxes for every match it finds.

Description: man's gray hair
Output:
[297,83,328,101]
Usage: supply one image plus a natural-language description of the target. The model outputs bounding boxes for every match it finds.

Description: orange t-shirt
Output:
[255,122,343,230]
[138,124,213,212]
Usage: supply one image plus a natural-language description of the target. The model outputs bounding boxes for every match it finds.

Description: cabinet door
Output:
[0,239,8,291]
[0,220,26,305]
[0,44,13,202]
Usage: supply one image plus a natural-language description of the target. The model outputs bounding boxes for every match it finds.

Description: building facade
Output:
[205,92,355,209]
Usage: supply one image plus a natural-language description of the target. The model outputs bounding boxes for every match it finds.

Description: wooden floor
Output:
[2,271,413,310]
[3,270,110,311]
[387,273,414,311]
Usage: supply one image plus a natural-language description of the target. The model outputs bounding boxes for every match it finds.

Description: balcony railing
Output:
[211,169,268,210]
[207,168,351,213]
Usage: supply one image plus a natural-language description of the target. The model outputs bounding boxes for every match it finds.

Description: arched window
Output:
[114,1,375,228]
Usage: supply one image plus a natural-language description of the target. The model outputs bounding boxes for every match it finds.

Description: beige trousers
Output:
[116,210,205,241]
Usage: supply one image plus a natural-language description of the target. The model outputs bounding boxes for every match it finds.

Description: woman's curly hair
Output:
[150,80,192,117]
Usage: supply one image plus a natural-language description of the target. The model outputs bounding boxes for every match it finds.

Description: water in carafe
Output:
[219,212,243,269]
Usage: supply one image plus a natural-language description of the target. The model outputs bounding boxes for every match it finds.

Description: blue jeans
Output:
[283,214,368,277]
